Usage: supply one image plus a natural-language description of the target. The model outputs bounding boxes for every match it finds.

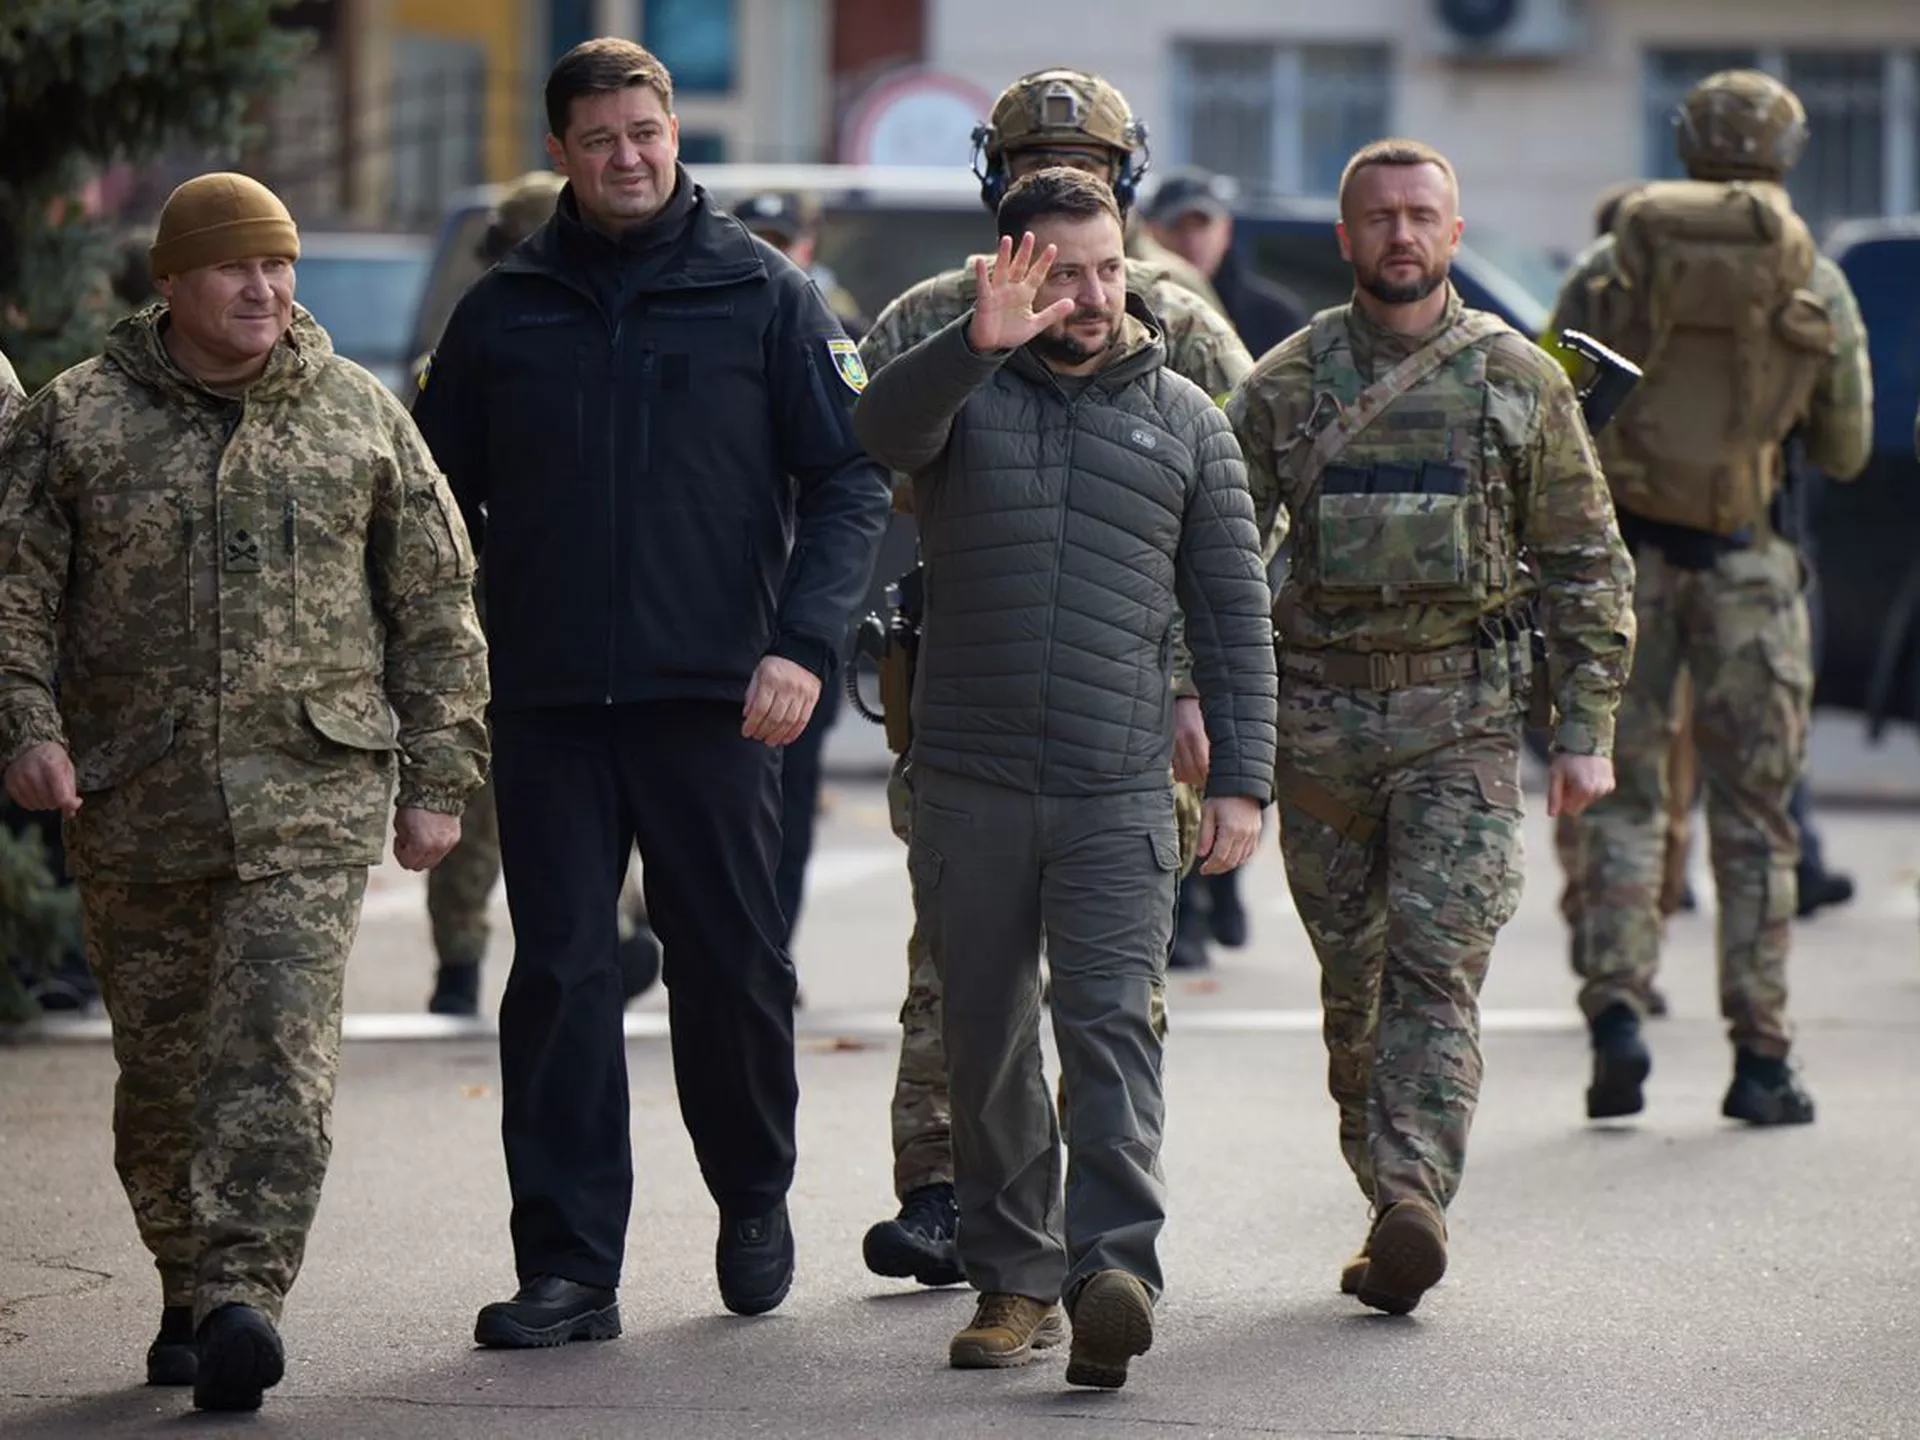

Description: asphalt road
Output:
[4,774,1919,1438]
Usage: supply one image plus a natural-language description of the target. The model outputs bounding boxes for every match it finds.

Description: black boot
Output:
[1722,1049,1816,1125]
[428,960,481,1017]
[474,1275,621,1348]
[1795,866,1855,919]
[1206,869,1249,948]
[1586,1002,1651,1119]
[192,1304,284,1412]
[717,1200,794,1316]
[145,1304,196,1386]
[861,1181,964,1287]
[1169,874,1211,971]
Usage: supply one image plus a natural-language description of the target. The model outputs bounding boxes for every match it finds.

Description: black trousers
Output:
[775,678,840,942]
[490,700,798,1290]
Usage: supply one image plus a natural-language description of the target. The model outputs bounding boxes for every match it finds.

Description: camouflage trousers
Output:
[1565,539,1809,1058]
[426,776,500,965]
[883,754,1193,1199]
[80,866,367,1325]
[1275,671,1525,1214]
[1555,669,1698,942]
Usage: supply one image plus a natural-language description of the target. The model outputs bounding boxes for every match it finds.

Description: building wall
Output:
[393,0,534,183]
[926,0,1920,257]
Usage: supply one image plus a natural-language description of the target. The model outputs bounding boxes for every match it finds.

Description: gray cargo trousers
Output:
[907,766,1180,1304]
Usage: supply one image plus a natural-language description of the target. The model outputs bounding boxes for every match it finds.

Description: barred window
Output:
[1172,41,1392,198]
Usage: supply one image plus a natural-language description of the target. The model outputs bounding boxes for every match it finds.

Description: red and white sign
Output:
[840,67,996,167]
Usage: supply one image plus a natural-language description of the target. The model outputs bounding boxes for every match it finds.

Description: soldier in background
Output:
[1550,71,1871,1127]
[0,173,488,1409]
[417,170,662,1015]
[738,191,858,967]
[855,66,1255,1292]
[1142,164,1310,968]
[1230,139,1632,1315]
[420,171,557,1018]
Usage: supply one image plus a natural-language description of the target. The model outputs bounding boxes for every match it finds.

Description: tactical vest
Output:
[1286,308,1515,610]
[1589,179,1834,536]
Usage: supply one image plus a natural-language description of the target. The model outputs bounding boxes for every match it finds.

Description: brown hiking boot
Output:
[1065,1270,1154,1390]
[1356,1199,1448,1316]
[948,1293,1065,1369]
[1339,1243,1369,1296]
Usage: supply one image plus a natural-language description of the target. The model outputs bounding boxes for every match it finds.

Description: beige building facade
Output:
[926,0,1920,262]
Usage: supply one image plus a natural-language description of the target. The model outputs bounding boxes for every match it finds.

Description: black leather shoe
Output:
[1586,1003,1651,1120]
[474,1275,621,1349]
[192,1304,284,1412]
[717,1201,794,1316]
[146,1304,196,1386]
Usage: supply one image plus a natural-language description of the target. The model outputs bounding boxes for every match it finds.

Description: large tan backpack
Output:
[1589,178,1834,535]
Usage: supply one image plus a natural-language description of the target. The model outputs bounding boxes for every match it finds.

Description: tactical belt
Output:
[1280,643,1480,690]
[1274,761,1379,844]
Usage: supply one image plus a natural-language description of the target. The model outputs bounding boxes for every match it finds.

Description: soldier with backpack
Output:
[1548,70,1873,1127]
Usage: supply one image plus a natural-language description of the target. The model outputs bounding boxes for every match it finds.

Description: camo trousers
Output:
[1567,539,1808,1057]
[426,777,500,965]
[885,755,1190,1199]
[1276,672,1525,1214]
[81,866,366,1325]
[1556,669,1698,941]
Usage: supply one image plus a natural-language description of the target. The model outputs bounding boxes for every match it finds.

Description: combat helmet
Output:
[1674,70,1808,182]
[970,68,1150,212]
[483,170,566,259]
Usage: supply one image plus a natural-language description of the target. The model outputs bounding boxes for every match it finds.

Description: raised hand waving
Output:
[967,231,1076,353]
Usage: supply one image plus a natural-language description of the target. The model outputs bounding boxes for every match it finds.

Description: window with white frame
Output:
[1644,47,1920,237]
[1171,41,1392,198]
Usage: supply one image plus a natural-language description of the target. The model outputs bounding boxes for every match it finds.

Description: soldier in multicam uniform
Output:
[1229,139,1634,1315]
[855,66,1255,1289]
[1548,71,1872,1127]
[0,173,488,1411]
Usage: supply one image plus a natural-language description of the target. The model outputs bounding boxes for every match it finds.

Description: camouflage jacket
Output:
[1227,288,1635,756]
[0,348,21,442]
[0,305,489,883]
[1549,236,1873,483]
[861,257,1258,698]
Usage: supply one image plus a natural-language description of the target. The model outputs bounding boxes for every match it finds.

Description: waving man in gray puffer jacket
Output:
[852,167,1277,1392]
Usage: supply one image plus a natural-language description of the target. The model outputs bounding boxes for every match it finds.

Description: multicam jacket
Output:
[0,348,22,441]
[1228,287,1635,756]
[0,305,489,882]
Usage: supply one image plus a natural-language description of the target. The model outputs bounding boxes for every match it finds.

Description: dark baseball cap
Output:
[1144,167,1236,224]
[737,191,819,243]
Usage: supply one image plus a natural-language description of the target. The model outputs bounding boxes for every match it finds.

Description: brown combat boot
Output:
[1065,1270,1154,1390]
[1338,1243,1369,1296]
[948,1293,1065,1369]
[1355,1199,1448,1315]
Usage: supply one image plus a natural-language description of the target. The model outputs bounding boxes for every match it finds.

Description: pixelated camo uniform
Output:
[0,304,490,1321]
[860,257,1256,1197]
[1227,286,1633,1214]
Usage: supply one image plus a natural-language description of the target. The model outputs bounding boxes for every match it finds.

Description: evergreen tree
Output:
[0,0,308,388]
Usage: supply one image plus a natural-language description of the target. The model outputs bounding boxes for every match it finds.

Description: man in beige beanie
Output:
[0,171,490,1412]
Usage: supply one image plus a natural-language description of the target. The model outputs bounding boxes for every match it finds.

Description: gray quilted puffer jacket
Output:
[852,301,1276,801]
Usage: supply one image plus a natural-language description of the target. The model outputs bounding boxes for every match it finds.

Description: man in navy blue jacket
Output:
[413,37,890,1346]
